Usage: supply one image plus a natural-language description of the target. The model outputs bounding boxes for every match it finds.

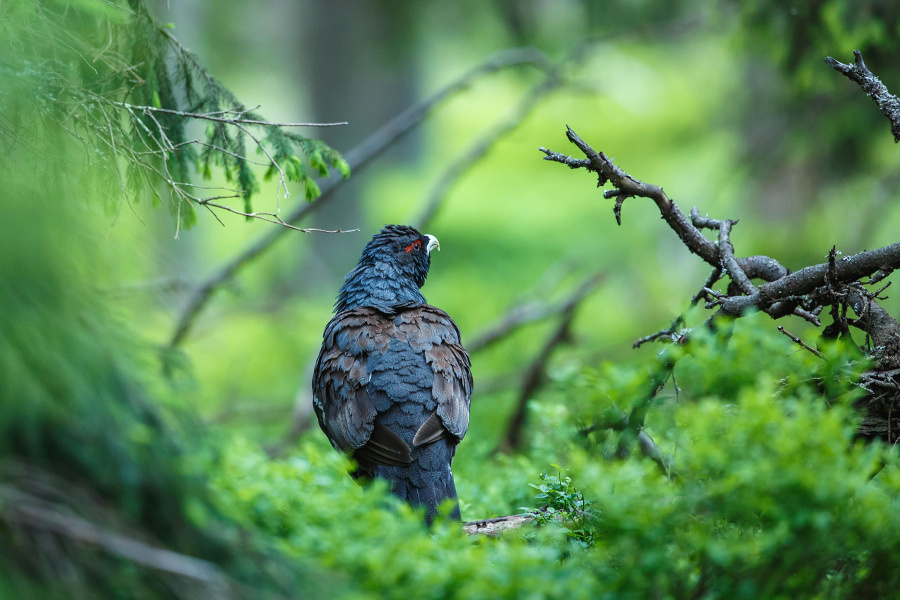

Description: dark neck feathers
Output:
[334,259,426,313]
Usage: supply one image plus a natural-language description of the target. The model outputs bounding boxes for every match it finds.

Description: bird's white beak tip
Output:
[425,234,440,254]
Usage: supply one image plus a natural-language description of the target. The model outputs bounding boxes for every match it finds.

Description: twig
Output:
[535,148,590,170]
[111,102,348,127]
[825,50,900,143]
[200,198,360,233]
[690,268,722,305]
[467,271,605,354]
[777,326,825,359]
[541,127,720,266]
[231,121,289,206]
[633,316,684,349]
[869,268,895,285]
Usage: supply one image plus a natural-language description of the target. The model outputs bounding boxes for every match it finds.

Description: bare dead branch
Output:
[463,514,535,536]
[825,50,900,142]
[541,127,720,266]
[542,127,900,333]
[540,50,900,447]
[731,241,900,315]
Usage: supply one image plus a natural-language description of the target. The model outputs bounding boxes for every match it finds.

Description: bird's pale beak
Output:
[425,234,440,255]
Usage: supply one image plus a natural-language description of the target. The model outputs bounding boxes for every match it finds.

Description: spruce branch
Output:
[1,0,349,232]
[777,326,825,359]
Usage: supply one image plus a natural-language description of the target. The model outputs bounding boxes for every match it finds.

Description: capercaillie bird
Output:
[312,225,473,523]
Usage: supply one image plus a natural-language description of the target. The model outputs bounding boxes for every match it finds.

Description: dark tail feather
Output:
[375,465,460,525]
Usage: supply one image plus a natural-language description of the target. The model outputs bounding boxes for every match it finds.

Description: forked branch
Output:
[541,128,900,337]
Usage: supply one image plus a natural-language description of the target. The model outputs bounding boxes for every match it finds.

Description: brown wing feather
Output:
[313,308,386,452]
[314,305,472,461]
[416,306,473,445]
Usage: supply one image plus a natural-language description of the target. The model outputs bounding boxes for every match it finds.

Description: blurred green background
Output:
[3,0,900,597]
[109,0,900,442]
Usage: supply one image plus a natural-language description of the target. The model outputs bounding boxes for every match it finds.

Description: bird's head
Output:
[335,225,440,313]
[359,224,440,289]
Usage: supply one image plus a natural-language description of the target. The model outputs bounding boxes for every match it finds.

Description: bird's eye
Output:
[404,240,422,253]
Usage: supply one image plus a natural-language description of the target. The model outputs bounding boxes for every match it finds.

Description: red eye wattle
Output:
[404,240,422,253]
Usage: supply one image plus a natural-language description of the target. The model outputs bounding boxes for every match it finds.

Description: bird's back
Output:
[313,304,472,522]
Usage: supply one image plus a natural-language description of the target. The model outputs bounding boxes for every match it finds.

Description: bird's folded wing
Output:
[314,305,472,456]
[415,306,473,444]
[313,308,389,452]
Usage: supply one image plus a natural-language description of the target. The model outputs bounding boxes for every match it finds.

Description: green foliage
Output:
[190,315,899,599]
[524,314,898,598]
[14,214,896,599]
[733,0,899,75]
[0,0,347,231]
[525,468,598,548]
[3,2,900,598]
[206,437,601,600]
[4,149,900,600]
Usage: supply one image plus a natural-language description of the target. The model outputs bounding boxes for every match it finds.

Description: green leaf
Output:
[333,157,351,178]
[303,177,321,202]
